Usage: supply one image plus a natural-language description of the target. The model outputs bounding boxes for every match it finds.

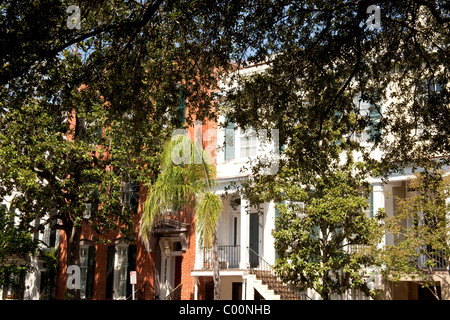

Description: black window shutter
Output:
[126,244,137,298]
[105,245,115,299]
[86,246,96,299]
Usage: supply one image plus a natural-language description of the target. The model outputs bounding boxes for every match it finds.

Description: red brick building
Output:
[55,106,218,300]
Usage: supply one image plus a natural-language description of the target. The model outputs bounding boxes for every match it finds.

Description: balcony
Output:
[417,248,448,271]
[202,245,240,269]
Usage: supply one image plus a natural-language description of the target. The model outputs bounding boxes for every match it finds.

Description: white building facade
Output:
[190,62,450,300]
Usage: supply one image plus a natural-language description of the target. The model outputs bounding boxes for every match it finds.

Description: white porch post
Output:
[240,196,249,269]
[194,276,198,300]
[372,182,385,246]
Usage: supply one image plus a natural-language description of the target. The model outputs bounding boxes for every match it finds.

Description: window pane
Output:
[116,246,128,299]
[240,130,257,158]
[80,247,89,299]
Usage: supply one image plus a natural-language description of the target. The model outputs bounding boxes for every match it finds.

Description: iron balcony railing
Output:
[248,247,310,300]
[202,245,240,269]
[417,247,448,270]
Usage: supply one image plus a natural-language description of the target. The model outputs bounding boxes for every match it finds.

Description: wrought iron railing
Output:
[164,283,182,300]
[248,247,310,300]
[203,245,240,269]
[417,247,448,270]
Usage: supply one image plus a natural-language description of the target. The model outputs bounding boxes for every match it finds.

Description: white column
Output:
[240,196,249,269]
[263,201,276,265]
[194,228,203,270]
[372,182,385,247]
[194,277,198,300]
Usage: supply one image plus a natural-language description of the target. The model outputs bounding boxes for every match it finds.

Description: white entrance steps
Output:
[243,274,281,300]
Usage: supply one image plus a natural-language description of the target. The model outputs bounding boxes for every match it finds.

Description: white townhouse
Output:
[190,62,450,300]
[0,193,59,300]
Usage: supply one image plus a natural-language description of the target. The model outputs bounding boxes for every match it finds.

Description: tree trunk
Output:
[65,223,82,300]
[212,233,220,300]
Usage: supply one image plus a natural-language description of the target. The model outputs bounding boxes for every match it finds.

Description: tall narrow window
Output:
[106,243,136,300]
[80,245,95,299]
[122,182,139,213]
[224,120,235,160]
[80,246,89,299]
[240,129,257,158]
[355,93,382,143]
[85,182,99,219]
[115,245,128,299]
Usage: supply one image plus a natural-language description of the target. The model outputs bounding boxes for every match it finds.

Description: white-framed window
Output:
[352,93,382,144]
[114,245,128,300]
[80,246,89,299]
[240,129,257,158]
[79,241,95,299]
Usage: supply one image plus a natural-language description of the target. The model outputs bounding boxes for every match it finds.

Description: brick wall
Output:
[56,200,156,300]
[56,101,218,300]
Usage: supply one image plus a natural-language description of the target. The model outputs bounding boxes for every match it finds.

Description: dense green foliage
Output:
[272,163,383,299]
[220,0,449,299]
[0,204,38,294]
[382,171,450,300]
[0,0,449,300]
[0,0,241,299]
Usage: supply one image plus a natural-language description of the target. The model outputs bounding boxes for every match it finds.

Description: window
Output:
[354,94,382,143]
[425,80,443,98]
[42,222,56,248]
[80,247,88,298]
[105,243,137,300]
[224,121,235,160]
[122,181,139,213]
[240,129,257,158]
[79,245,95,299]
[115,245,128,299]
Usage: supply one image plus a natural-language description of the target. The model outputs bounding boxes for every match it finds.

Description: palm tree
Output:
[139,133,222,299]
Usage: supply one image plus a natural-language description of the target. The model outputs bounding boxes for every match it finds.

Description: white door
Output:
[159,255,173,299]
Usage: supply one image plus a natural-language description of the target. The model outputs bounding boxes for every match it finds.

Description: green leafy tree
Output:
[272,163,383,300]
[140,133,223,299]
[221,0,449,176]
[0,1,245,300]
[0,204,38,297]
[219,0,449,300]
[0,67,165,299]
[382,171,450,300]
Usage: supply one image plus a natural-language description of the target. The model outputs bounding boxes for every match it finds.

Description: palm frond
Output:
[140,133,221,249]
[195,191,222,248]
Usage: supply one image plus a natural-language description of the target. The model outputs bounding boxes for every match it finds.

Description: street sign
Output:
[130,271,137,285]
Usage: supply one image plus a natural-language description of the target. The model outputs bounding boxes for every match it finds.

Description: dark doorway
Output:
[205,281,214,300]
[418,285,441,300]
[232,282,242,300]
